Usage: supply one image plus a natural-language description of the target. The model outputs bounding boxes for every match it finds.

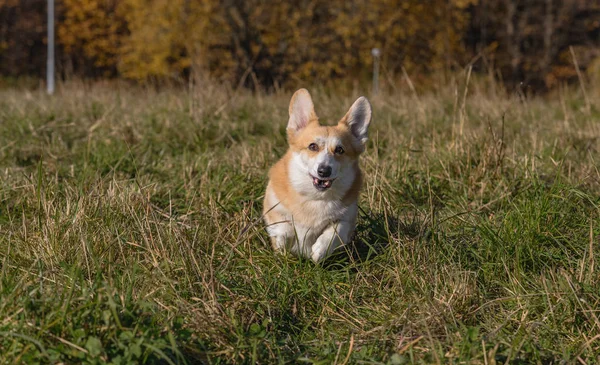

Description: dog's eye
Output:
[308,143,319,151]
[335,146,345,155]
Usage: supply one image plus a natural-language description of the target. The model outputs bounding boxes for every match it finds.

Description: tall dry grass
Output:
[0,75,599,363]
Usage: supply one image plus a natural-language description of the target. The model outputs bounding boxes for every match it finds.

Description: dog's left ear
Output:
[339,96,372,146]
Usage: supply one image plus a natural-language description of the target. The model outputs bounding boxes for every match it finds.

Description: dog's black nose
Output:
[317,164,332,178]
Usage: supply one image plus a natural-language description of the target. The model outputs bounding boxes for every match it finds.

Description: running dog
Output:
[263,89,372,262]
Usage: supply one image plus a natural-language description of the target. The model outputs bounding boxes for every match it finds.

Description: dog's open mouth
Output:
[311,176,334,191]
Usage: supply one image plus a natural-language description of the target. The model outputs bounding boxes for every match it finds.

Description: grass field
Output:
[1,77,599,364]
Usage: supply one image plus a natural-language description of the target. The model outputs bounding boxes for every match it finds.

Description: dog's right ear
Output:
[287,89,317,133]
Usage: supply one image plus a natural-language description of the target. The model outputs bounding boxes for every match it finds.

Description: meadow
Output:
[0,76,599,364]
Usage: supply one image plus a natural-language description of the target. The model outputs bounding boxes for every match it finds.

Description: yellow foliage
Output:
[116,0,230,80]
[185,0,473,87]
[58,0,122,70]
[57,0,474,83]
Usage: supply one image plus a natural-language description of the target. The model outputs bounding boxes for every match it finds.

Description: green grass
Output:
[1,78,599,364]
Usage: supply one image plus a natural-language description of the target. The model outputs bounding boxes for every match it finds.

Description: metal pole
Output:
[371,48,380,96]
[47,0,55,95]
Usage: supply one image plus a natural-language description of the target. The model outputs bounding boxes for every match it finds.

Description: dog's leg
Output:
[311,204,357,263]
[311,221,353,263]
[270,234,288,252]
[267,222,292,252]
[264,187,295,253]
[292,225,316,259]
[269,223,315,260]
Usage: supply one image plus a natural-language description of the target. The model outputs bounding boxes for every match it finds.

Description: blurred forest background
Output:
[0,0,599,91]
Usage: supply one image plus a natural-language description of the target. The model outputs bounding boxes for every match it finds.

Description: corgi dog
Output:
[263,89,372,262]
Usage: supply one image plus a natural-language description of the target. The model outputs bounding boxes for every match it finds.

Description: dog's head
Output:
[285,88,372,197]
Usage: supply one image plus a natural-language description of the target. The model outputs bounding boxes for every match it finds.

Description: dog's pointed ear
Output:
[287,89,317,133]
[339,96,372,146]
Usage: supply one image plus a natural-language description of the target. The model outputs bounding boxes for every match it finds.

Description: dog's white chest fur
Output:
[265,187,358,261]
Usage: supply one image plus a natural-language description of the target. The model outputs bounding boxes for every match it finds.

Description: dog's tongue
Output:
[313,177,332,188]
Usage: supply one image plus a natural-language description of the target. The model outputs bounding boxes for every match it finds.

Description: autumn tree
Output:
[467,0,600,89]
[58,0,123,77]
[117,0,229,81]
[1,0,599,89]
[220,0,476,88]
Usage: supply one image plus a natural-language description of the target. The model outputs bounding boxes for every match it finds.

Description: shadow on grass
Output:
[322,208,429,267]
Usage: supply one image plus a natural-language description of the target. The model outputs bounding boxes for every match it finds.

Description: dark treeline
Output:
[0,0,598,90]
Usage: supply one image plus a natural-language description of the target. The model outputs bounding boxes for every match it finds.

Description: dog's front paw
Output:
[270,235,288,253]
[311,234,338,263]
[311,244,328,263]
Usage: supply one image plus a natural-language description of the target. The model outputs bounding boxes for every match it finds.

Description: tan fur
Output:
[263,89,372,262]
